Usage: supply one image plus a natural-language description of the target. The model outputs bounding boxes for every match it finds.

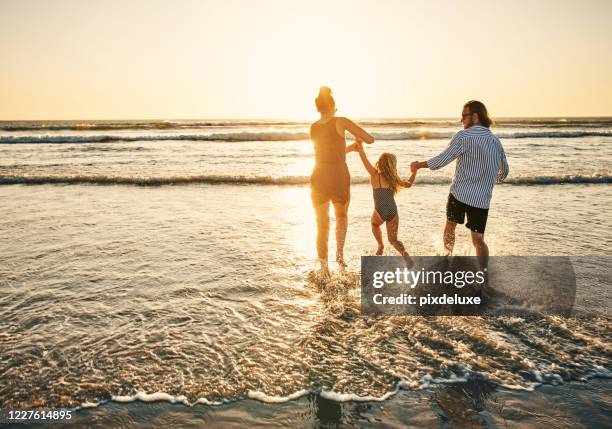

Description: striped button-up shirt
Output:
[427,125,509,209]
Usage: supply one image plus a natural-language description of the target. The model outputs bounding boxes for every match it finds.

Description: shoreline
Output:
[7,378,610,428]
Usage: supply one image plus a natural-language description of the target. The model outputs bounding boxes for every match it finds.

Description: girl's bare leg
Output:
[371,210,385,255]
[386,215,414,268]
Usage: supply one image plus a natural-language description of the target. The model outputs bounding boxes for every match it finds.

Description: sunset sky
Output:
[1,0,611,120]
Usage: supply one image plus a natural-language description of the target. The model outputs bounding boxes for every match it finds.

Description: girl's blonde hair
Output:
[375,152,404,194]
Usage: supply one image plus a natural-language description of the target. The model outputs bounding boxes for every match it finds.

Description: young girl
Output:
[355,139,416,267]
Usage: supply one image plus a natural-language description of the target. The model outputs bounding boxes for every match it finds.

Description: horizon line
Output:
[1,115,612,122]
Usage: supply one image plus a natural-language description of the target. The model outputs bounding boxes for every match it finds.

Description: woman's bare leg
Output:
[314,202,330,270]
[332,200,349,266]
[371,210,385,255]
[386,215,414,268]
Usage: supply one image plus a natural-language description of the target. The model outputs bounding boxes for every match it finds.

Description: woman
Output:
[310,86,374,275]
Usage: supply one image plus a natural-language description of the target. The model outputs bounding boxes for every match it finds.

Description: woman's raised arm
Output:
[339,117,375,144]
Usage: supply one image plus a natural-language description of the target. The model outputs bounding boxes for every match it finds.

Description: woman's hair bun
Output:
[315,86,336,113]
[319,86,332,96]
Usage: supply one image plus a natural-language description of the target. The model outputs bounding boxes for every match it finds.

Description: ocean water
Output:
[0,118,610,426]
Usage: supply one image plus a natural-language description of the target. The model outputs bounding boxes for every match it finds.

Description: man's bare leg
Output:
[444,220,457,255]
[470,230,489,271]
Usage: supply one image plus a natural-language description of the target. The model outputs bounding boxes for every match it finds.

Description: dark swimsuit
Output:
[373,173,397,222]
[310,118,350,206]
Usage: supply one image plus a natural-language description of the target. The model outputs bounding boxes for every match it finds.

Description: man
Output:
[411,100,509,268]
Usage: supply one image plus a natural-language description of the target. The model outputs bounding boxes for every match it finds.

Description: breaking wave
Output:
[1,174,610,186]
[2,118,612,132]
[1,130,611,144]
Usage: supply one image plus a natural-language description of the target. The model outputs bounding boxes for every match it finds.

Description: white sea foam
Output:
[247,389,309,403]
[67,363,610,413]
[500,382,540,391]
[78,401,101,409]
[533,370,543,382]
[320,387,401,402]
[1,130,610,144]
[194,397,224,406]
[99,373,457,409]
[1,173,609,186]
[112,392,191,405]
[250,372,475,405]
[580,365,612,381]
[418,372,471,389]
[109,391,222,407]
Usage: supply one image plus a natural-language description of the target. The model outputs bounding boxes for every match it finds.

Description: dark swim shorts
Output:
[446,193,489,233]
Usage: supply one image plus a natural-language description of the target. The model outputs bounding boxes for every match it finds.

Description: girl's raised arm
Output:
[356,140,377,176]
[402,171,417,188]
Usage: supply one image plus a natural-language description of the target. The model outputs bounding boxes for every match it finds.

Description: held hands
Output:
[346,139,363,154]
[410,161,419,173]
[346,140,360,153]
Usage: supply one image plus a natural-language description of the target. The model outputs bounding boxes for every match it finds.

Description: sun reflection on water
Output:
[276,186,317,262]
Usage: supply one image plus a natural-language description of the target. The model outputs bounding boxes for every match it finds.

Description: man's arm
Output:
[411,132,465,172]
[497,148,509,182]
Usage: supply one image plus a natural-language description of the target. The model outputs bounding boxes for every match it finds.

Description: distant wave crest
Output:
[0,132,311,144]
[1,174,609,186]
[1,130,611,144]
[0,121,305,131]
[2,118,612,132]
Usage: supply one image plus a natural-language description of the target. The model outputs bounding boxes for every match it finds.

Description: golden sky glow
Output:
[1,0,611,119]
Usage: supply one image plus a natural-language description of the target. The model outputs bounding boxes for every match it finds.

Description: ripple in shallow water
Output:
[1,269,610,409]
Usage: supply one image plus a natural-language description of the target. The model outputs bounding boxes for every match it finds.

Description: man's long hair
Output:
[464,100,493,128]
